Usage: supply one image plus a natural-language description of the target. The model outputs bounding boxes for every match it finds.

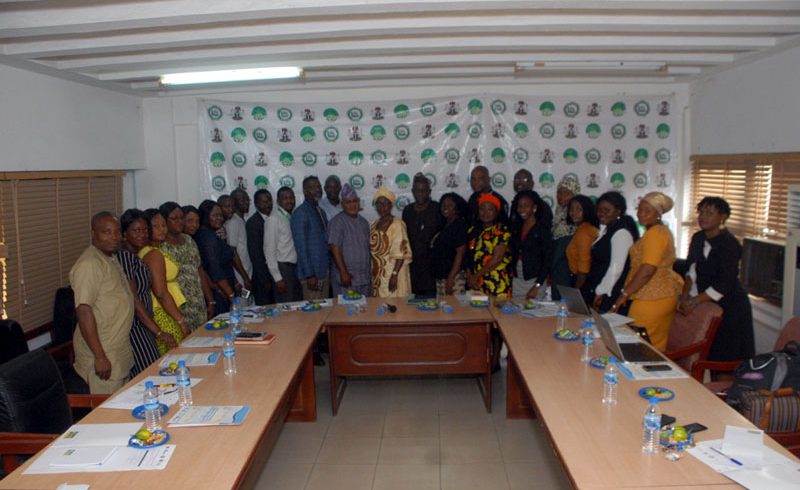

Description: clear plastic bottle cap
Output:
[145,381,154,389]
[178,360,186,367]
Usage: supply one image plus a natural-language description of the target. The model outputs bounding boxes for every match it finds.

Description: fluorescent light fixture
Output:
[160,67,302,85]
[516,61,666,72]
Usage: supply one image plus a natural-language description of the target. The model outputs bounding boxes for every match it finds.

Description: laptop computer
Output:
[557,285,635,328]
[590,308,664,363]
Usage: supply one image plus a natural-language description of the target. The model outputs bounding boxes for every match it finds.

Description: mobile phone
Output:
[236,331,263,339]
[643,364,672,372]
[683,423,708,434]
[660,414,676,427]
[240,288,251,299]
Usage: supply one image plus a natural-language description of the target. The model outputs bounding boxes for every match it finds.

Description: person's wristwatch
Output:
[391,271,398,276]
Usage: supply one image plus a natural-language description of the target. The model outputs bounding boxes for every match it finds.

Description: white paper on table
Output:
[601,312,635,327]
[519,305,560,318]
[56,484,90,490]
[25,445,175,474]
[688,440,800,490]
[168,405,251,427]
[159,352,220,367]
[102,376,203,410]
[723,425,765,467]
[48,446,118,467]
[53,423,143,447]
[180,336,225,348]
[623,363,689,380]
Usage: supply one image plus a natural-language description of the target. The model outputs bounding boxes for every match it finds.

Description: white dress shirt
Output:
[319,196,342,220]
[594,225,634,297]
[224,213,251,282]
[687,240,723,301]
[263,206,298,282]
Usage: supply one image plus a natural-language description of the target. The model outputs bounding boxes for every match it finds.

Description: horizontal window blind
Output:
[0,172,123,332]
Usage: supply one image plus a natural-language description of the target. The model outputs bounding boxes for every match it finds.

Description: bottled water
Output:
[602,362,619,405]
[223,334,237,376]
[641,397,661,454]
[230,297,242,336]
[143,381,162,431]
[556,298,568,332]
[440,301,453,314]
[580,320,594,363]
[175,360,192,406]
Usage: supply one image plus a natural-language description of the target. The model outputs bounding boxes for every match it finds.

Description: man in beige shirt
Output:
[69,212,135,394]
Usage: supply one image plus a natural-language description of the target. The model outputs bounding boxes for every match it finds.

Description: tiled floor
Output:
[254,358,572,490]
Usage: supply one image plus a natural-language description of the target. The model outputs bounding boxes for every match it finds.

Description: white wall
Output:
[0,64,144,173]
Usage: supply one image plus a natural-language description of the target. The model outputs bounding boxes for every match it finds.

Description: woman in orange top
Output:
[612,192,683,351]
[565,195,599,291]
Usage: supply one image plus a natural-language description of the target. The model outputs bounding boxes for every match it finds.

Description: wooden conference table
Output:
[0,308,326,490]
[498,313,799,489]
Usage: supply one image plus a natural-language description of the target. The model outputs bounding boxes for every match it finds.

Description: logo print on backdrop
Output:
[539,101,555,116]
[370,125,386,141]
[231,127,246,143]
[323,126,339,142]
[491,173,506,189]
[563,102,580,118]
[657,173,668,188]
[279,175,295,189]
[563,148,578,164]
[325,152,339,166]
[492,124,504,138]
[210,152,225,167]
[586,173,599,188]
[539,123,555,139]
[300,127,315,142]
[611,124,626,140]
[586,123,601,139]
[232,152,247,168]
[445,123,460,139]
[395,125,411,140]
[542,195,555,209]
[656,123,670,139]
[634,100,650,116]
[396,150,410,165]
[611,102,626,117]
[349,126,362,142]
[347,107,363,121]
[564,124,577,139]
[372,150,388,165]
[491,148,506,164]
[212,176,227,191]
[540,149,553,164]
[633,173,648,188]
[585,148,602,164]
[277,108,292,121]
[611,172,626,189]
[252,106,267,120]
[425,173,437,188]
[469,148,481,164]
[468,99,483,115]
[349,174,365,190]
[420,102,436,117]
[491,99,506,115]
[253,128,268,143]
[421,148,436,163]
[208,105,223,120]
[211,128,223,142]
[564,172,579,185]
[396,196,411,211]
[324,108,339,122]
[372,174,385,189]
[513,123,528,138]
[636,125,649,139]
[255,175,269,189]
[635,148,649,164]
[446,173,460,188]
[659,101,670,116]
[396,173,411,189]
[394,104,410,118]
[513,148,529,164]
[468,123,483,139]
[372,106,385,120]
[515,100,528,115]
[421,124,434,139]
[349,151,364,165]
[279,152,294,167]
[232,106,243,120]
[302,108,315,122]
[587,103,600,117]
[445,148,460,164]
[655,148,671,164]
[278,128,291,143]
[302,152,317,167]
[255,152,268,166]
[446,101,460,116]
[539,172,555,189]
[611,149,625,164]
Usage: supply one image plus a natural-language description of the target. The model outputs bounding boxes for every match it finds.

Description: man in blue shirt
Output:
[291,176,330,300]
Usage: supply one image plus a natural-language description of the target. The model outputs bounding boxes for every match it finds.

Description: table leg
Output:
[286,349,317,422]
[328,327,347,415]
[506,354,535,419]
[476,323,493,413]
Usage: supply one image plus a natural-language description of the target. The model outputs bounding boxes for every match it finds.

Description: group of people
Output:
[70,168,754,394]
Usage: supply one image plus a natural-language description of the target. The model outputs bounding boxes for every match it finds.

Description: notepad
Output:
[168,405,251,427]
[181,336,225,348]
[159,352,220,367]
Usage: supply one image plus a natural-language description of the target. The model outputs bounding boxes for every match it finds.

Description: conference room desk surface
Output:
[496,313,799,490]
[0,310,326,490]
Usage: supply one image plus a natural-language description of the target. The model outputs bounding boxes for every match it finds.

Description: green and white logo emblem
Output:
[564,172,579,185]
[251,106,267,120]
[563,148,578,164]
[635,148,649,164]
[394,104,410,118]
[491,172,506,188]
[491,99,506,115]
[420,102,436,117]
[279,151,294,167]
[425,173,437,188]
[347,107,363,121]
[468,123,483,139]
[302,151,317,166]
[634,101,650,116]
[210,152,225,167]
[207,105,223,120]
[211,176,226,191]
[611,123,626,140]
[394,125,410,140]
[231,127,246,143]
[279,175,295,189]
[539,101,555,116]
[232,151,247,167]
[444,148,460,164]
[371,150,388,165]
[586,123,601,139]
[513,148,529,164]
[323,126,339,142]
[539,123,555,139]
[468,99,483,115]
[349,151,364,165]
[350,174,365,190]
[611,102,626,117]
[445,123,460,139]
[513,122,529,138]
[633,173,648,188]
[491,148,506,163]
[396,196,411,211]
[254,175,269,189]
[421,148,436,163]
[370,125,386,141]
[395,173,411,190]
[539,172,555,189]
[252,128,267,142]
[563,102,580,118]
[610,172,626,189]
[655,148,671,164]
[277,108,292,121]
[323,108,339,122]
[299,127,315,142]
[585,148,602,164]
[656,123,670,139]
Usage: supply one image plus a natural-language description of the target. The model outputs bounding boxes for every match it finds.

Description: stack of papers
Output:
[102,376,203,410]
[159,352,220,367]
[277,298,333,311]
[180,336,225,348]
[168,405,251,427]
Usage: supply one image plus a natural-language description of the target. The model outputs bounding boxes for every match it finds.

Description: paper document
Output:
[600,312,635,327]
[159,352,220,367]
[53,423,143,447]
[168,405,251,427]
[180,336,225,348]
[48,446,118,468]
[620,362,689,380]
[25,445,175,474]
[277,298,333,311]
[723,425,765,467]
[103,376,203,410]
[688,439,800,490]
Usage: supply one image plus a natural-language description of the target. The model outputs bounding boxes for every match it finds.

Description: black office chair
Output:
[0,320,28,365]
[0,349,106,474]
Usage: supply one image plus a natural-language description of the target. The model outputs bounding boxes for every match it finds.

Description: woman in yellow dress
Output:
[370,187,412,298]
[140,209,188,354]
[612,192,683,351]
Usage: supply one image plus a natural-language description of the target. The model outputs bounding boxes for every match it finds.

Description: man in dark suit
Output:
[246,189,274,305]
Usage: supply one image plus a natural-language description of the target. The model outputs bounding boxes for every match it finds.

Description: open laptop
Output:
[557,285,634,328]
[590,308,664,363]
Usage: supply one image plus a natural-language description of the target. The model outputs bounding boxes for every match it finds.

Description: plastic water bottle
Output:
[230,297,242,336]
[440,301,454,314]
[143,381,162,431]
[556,298,568,332]
[602,362,619,405]
[223,334,237,376]
[642,397,661,454]
[175,360,192,406]
[580,320,594,363]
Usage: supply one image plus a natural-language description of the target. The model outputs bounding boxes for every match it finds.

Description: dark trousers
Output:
[275,262,303,303]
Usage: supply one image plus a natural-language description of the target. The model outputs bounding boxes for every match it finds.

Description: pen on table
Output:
[155,383,175,388]
[710,446,743,466]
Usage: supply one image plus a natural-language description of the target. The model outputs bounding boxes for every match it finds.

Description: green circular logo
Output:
[656,123,671,139]
[468,99,483,115]
[611,123,626,140]
[491,148,506,163]
[350,174,365,190]
[513,122,529,138]
[445,148,460,164]
[279,151,294,166]
[252,128,267,142]
[610,172,626,189]
[539,123,555,139]
[491,172,506,188]
[513,148,529,164]
[420,102,436,117]
[611,102,626,117]
[633,173,648,188]
[563,102,580,118]
[207,105,223,120]
[347,107,363,121]
[585,148,602,164]
[323,108,339,122]
[371,125,386,141]
[564,172,579,185]
[539,172,555,189]
[395,173,411,189]
[425,173,437,188]
[323,126,339,142]
[371,150,388,165]
[586,123,601,139]
[277,108,292,121]
[302,151,317,166]
[254,175,269,189]
[634,100,650,116]
[491,99,506,115]
[210,151,225,167]
[655,148,671,164]
[468,123,483,138]
[563,148,578,164]
[396,196,411,211]
[539,101,555,116]
[231,127,246,143]
[251,106,267,120]
[279,175,295,189]
[300,126,316,142]
[349,150,364,165]
[445,123,460,138]
[421,148,436,163]
[231,152,247,167]
[211,176,226,191]
[394,104,410,118]
[394,125,410,140]
[635,148,649,164]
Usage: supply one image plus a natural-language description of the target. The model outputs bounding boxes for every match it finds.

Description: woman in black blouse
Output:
[678,197,754,361]
[430,193,468,296]
[194,200,238,313]
[510,190,553,299]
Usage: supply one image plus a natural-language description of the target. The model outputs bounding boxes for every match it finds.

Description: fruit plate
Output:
[639,386,675,401]
[128,430,170,449]
[659,428,694,451]
[417,302,439,311]
[523,301,538,310]
[158,366,177,376]
[589,356,610,369]
[553,329,580,341]
[469,300,490,308]
[301,303,322,312]
[131,403,169,420]
[343,291,363,301]
[205,320,229,331]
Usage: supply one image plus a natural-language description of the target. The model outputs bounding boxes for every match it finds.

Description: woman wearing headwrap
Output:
[329,184,372,297]
[550,176,580,299]
[370,187,412,298]
[466,193,512,297]
[612,192,683,351]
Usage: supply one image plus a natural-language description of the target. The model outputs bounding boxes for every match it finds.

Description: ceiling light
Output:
[516,61,666,72]
[160,67,302,85]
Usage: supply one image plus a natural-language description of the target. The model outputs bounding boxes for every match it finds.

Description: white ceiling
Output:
[2,0,800,95]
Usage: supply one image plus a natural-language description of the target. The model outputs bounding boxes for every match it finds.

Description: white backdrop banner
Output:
[199,95,677,223]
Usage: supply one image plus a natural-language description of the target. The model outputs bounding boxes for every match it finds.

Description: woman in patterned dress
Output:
[370,187,412,298]
[466,193,512,297]
[139,209,188,354]
[159,202,214,330]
